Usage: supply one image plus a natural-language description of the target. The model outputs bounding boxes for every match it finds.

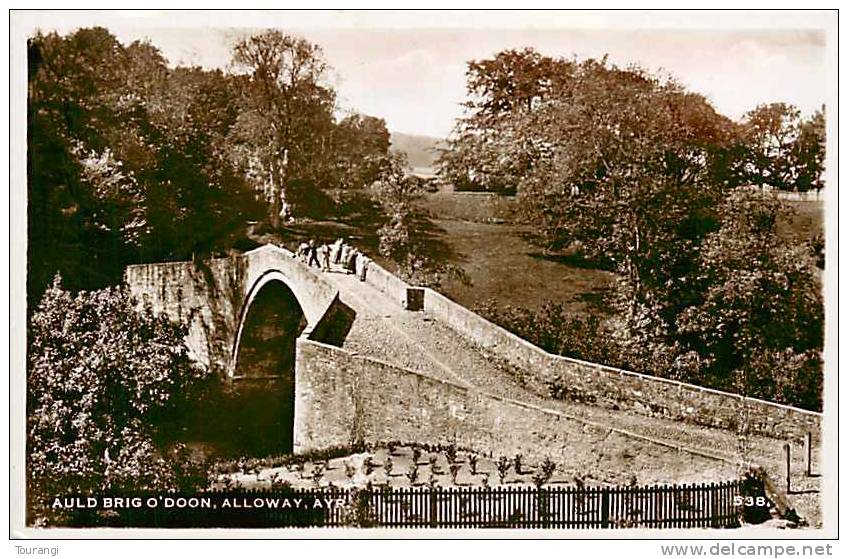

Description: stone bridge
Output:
[125,244,347,378]
[125,244,822,517]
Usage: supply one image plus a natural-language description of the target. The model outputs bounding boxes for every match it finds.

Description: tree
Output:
[331,113,391,191]
[27,277,210,525]
[509,59,738,337]
[677,188,823,409]
[374,152,466,288]
[229,31,336,226]
[375,152,420,263]
[442,49,823,408]
[27,28,147,302]
[436,48,576,193]
[140,66,262,260]
[791,108,826,192]
[27,28,263,306]
[741,103,826,192]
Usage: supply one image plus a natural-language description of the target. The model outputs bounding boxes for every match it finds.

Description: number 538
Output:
[734,496,769,507]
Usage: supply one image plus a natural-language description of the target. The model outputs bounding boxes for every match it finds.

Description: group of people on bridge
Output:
[296,238,369,280]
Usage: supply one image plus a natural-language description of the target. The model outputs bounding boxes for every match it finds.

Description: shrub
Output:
[468,454,479,475]
[496,456,511,484]
[531,458,557,487]
[312,463,325,487]
[406,464,419,485]
[27,278,209,526]
[513,454,524,475]
[444,443,458,464]
[449,464,461,484]
[475,299,623,367]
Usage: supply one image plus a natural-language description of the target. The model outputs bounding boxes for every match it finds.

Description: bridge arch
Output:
[227,272,308,456]
[231,269,310,378]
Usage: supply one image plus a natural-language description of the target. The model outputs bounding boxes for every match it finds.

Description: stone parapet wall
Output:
[294,339,737,485]
[124,245,340,376]
[421,289,821,442]
[358,258,412,309]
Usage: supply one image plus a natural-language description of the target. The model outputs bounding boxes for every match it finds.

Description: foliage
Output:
[440,50,749,345]
[468,454,479,474]
[444,443,458,464]
[406,464,419,485]
[27,28,262,306]
[740,103,825,192]
[229,30,336,226]
[475,299,623,367]
[27,27,393,307]
[436,48,577,193]
[210,442,368,476]
[677,189,823,409]
[449,463,461,484]
[331,114,392,191]
[531,458,557,488]
[27,277,209,525]
[449,49,824,410]
[375,152,469,288]
[496,456,511,484]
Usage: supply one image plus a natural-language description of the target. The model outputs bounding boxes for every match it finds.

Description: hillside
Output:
[390,131,444,175]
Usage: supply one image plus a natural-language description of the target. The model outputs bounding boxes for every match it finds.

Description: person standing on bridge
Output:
[297,241,309,262]
[339,243,350,269]
[307,239,320,268]
[345,247,358,274]
[358,253,371,281]
[333,237,345,265]
[320,242,331,272]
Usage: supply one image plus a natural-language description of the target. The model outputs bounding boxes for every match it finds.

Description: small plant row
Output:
[212,441,569,489]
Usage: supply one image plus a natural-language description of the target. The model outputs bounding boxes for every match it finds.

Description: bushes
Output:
[475,299,623,367]
[27,277,210,525]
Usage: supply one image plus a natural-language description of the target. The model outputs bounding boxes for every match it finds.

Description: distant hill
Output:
[390,132,444,175]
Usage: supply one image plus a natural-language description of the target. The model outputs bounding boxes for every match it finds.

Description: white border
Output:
[7,7,841,546]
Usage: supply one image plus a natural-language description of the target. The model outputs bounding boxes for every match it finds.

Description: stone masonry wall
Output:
[124,254,247,373]
[359,259,412,309]
[124,245,340,377]
[421,289,821,443]
[294,338,737,485]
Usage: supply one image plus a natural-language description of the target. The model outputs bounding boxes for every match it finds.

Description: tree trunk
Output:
[268,162,280,229]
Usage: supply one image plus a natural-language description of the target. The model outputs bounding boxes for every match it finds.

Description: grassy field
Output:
[417,192,823,318]
[779,199,824,244]
[432,220,617,316]
[418,190,615,317]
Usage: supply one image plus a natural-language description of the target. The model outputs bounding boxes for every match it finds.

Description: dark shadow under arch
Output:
[225,279,307,456]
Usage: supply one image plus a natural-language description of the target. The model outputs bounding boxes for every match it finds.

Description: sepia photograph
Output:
[8,9,838,541]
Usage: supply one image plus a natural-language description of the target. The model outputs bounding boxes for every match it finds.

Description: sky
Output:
[29,13,829,138]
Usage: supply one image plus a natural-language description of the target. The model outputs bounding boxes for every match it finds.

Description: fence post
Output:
[804,432,813,477]
[710,483,719,528]
[429,486,438,528]
[783,443,791,493]
[601,488,610,528]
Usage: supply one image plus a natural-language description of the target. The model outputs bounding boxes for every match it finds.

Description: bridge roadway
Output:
[313,267,820,523]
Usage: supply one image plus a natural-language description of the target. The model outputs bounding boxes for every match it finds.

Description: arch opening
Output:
[234,279,307,379]
[222,279,306,457]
